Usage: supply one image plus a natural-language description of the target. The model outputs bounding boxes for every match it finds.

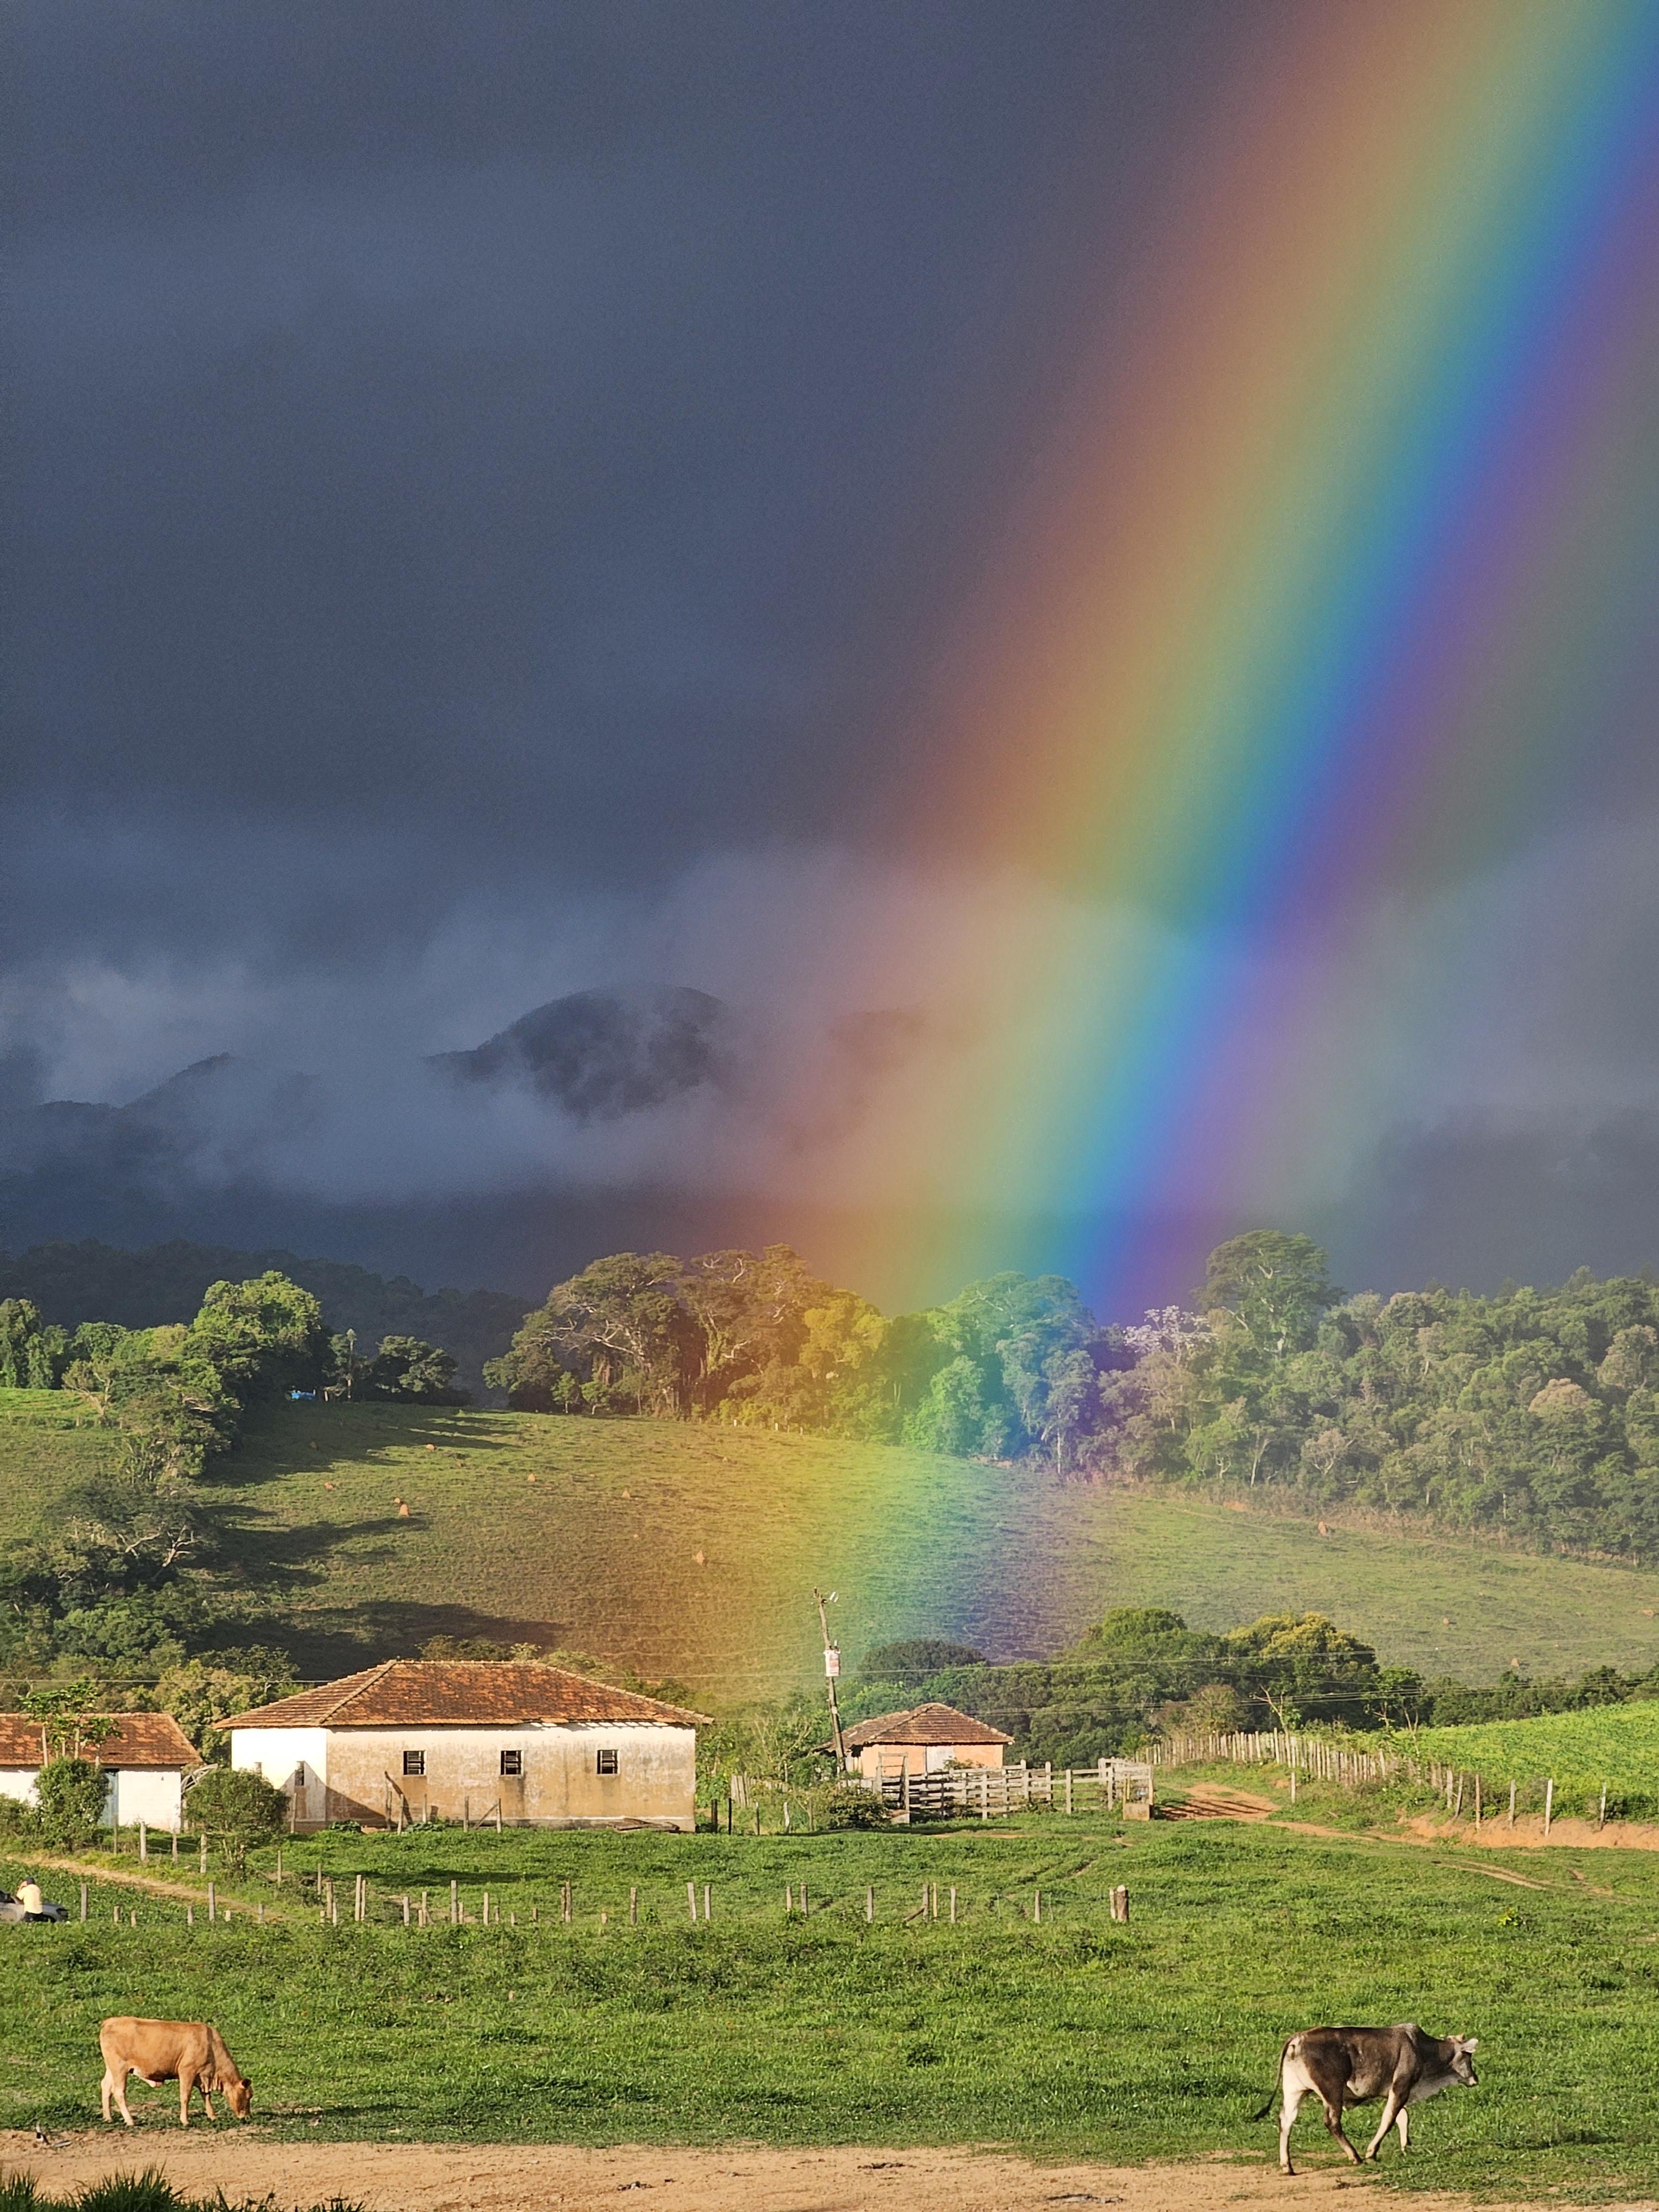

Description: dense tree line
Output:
[1117,1232,1659,1561]
[493,1232,1659,1563]
[0,1237,525,1397]
[487,1245,1131,1468]
[844,1610,1659,1769]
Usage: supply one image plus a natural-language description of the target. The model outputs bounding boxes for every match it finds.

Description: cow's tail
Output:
[1250,2041,1291,2121]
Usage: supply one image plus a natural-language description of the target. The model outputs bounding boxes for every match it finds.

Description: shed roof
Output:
[0,1714,199,1771]
[216,1660,709,1731]
[841,1702,1013,1749]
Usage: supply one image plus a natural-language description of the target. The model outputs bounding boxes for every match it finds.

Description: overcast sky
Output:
[8,3,1242,1045]
[9,2,1659,1307]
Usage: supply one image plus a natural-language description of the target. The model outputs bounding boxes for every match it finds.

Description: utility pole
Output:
[815,1588,846,1768]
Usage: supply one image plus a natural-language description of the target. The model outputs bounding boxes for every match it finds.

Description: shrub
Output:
[821,1781,890,1830]
[185,1765,287,1869]
[35,1757,108,1848]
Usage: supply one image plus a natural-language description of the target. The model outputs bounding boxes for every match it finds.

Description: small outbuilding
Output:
[0,1714,199,1833]
[841,1702,1011,1781]
[220,1658,709,1831]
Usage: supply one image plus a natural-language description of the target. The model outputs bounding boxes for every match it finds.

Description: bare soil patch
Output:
[0,2135,1626,2212]
[1404,1812,1659,1851]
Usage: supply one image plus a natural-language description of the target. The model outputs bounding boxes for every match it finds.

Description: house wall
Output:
[108,1770,184,1830]
[0,1767,185,1830]
[230,1726,330,1828]
[854,1741,1005,1779]
[231,1722,696,1829]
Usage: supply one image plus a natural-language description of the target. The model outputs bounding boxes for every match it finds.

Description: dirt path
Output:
[1159,1783,1626,1877]
[28,1855,295,1919]
[0,2135,1628,2212]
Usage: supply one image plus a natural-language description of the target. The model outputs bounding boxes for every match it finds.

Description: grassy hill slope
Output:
[151,1407,1659,1691]
[8,1397,1659,1695]
[1415,1702,1659,1817]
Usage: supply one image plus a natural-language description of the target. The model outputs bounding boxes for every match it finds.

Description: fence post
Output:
[450,1879,459,1927]
[139,1822,147,1862]
[948,1886,957,1924]
[1599,1782,1608,1830]
[403,1895,411,1926]
[1110,1886,1129,1924]
[1508,1781,1516,1828]
[630,1886,639,1926]
[866,1886,874,1923]
[1065,1768,1074,1815]
[1543,1778,1554,1837]
[199,1835,208,1875]
[79,1884,87,1923]
[482,1890,491,1927]
[208,1881,217,1924]
[703,1882,712,1922]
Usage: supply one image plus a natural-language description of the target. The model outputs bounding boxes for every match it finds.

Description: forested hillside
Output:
[492,1233,1659,1564]
[0,1239,527,1396]
[1119,1235,1659,1561]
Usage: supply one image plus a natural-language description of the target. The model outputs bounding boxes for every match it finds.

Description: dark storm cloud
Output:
[6,0,1248,975]
[12,1,1659,1310]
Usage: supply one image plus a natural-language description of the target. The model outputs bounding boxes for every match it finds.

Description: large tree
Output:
[1199,1233,1340,1359]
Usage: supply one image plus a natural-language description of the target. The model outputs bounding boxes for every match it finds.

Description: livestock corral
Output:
[1,1803,1658,2202]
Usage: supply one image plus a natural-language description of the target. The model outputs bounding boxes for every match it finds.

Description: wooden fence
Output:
[873,1757,1154,1822]
[1151,1728,1611,1833]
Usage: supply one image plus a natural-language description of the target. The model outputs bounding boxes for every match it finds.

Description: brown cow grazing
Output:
[99,2017,252,2127]
[1255,2023,1478,2173]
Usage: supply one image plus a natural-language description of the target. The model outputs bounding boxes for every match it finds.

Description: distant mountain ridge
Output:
[0,1238,529,1399]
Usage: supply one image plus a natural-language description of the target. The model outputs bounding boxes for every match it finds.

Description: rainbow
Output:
[859,0,1659,1316]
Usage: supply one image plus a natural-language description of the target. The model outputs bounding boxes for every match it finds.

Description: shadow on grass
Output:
[234,1601,580,1678]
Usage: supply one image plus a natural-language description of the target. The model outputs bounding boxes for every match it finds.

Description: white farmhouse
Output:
[221,1658,708,1831]
[0,1713,199,1832]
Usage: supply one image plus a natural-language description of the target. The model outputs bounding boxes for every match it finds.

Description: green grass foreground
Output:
[4,1815,1659,2198]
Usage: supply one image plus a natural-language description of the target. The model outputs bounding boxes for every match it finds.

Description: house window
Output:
[500,1749,523,1777]
[596,1748,619,1776]
[402,1750,425,1777]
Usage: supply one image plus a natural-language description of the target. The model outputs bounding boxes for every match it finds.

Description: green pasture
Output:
[7,1395,1659,1693]
[1415,1702,1659,1820]
[5,1813,1659,2197]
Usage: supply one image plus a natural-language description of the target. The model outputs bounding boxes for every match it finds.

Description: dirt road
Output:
[1,2135,1639,2212]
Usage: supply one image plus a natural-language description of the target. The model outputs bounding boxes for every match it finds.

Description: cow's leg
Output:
[178,2068,194,2126]
[101,2064,132,2126]
[1395,2103,1411,2152]
[200,2088,217,2121]
[1317,2093,1363,2166]
[1278,2078,1306,2176]
[1365,2090,1404,2160]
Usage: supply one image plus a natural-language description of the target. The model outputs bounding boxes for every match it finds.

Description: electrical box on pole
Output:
[815,1588,846,1767]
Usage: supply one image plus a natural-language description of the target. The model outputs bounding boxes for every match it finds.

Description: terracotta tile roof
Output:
[841,1702,1013,1750]
[0,1714,200,1770]
[215,1660,710,1731]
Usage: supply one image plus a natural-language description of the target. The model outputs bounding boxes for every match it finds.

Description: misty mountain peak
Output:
[430,987,733,1121]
